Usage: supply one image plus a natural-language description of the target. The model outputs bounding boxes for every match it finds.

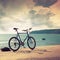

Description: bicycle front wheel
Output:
[27,37,36,50]
[8,37,20,51]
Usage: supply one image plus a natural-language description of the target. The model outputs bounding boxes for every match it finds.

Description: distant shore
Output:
[0,45,60,60]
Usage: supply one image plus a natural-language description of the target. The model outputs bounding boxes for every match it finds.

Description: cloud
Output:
[29,9,55,28]
[0,9,7,30]
[0,0,26,8]
[0,0,59,33]
[0,9,6,17]
[0,0,32,33]
[55,0,60,9]
[0,15,32,33]
[0,0,29,15]
[33,0,58,7]
[29,10,36,14]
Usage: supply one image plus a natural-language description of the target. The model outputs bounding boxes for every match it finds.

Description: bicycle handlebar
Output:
[29,28,32,30]
[22,28,32,31]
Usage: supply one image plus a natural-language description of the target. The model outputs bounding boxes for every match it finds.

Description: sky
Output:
[0,0,60,33]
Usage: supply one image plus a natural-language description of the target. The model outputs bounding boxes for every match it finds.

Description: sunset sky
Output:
[0,0,60,33]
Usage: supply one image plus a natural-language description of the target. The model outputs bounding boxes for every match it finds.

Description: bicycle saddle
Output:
[13,28,18,31]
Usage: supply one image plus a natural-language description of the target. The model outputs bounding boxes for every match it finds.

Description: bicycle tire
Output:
[27,36,36,50]
[8,37,20,51]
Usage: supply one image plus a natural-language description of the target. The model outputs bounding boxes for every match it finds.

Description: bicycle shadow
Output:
[17,48,52,54]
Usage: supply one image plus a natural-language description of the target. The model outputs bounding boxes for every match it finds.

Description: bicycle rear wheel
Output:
[8,37,20,51]
[27,36,36,50]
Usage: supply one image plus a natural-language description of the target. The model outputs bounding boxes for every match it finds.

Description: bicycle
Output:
[8,28,36,51]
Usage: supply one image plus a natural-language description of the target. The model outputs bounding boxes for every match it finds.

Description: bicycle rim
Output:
[9,37,20,51]
[27,37,36,50]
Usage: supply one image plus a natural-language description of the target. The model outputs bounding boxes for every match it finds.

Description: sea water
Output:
[0,34,60,49]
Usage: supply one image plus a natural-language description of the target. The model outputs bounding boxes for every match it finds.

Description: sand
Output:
[0,45,60,60]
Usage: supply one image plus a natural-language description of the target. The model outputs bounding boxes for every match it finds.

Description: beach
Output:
[0,45,60,60]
